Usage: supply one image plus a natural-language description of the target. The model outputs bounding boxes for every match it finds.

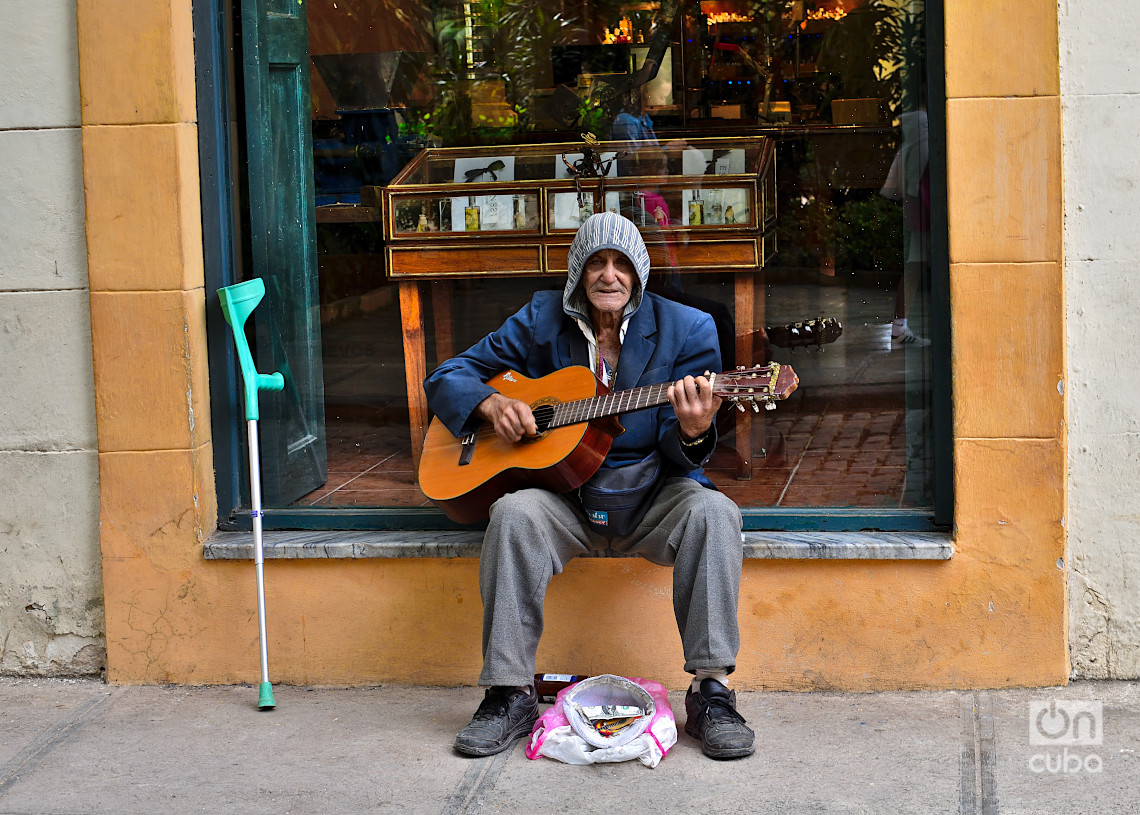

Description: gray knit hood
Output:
[563,211,651,324]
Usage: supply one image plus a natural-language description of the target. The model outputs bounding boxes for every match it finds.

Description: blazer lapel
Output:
[556,317,591,370]
[615,301,659,390]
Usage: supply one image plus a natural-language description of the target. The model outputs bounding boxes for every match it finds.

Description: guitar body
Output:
[418,367,623,524]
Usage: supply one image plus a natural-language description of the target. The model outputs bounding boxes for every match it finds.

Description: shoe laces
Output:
[702,692,747,726]
[472,687,514,721]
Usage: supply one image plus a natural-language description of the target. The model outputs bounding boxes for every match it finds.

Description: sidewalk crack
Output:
[960,692,999,815]
[440,743,516,815]
[0,688,119,799]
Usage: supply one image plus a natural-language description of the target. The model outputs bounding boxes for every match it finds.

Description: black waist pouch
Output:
[577,452,667,538]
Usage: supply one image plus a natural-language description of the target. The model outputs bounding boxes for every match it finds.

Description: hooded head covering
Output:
[563,211,651,324]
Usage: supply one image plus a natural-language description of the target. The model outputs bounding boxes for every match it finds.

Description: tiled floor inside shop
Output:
[292,270,931,511]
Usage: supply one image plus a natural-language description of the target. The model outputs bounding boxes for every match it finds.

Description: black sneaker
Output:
[454,686,539,757]
[684,678,755,759]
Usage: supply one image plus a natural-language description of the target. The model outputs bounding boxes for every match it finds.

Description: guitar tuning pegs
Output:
[765,402,776,410]
[736,365,746,371]
[752,402,760,413]
[736,401,747,413]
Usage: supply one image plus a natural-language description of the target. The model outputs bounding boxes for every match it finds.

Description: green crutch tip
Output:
[257,682,276,710]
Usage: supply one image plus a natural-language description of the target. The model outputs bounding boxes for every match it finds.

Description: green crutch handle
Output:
[217,279,285,422]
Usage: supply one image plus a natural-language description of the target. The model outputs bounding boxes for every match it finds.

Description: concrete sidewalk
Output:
[0,678,1136,815]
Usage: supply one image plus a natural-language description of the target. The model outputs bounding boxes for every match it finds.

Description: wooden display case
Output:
[383,137,776,477]
[382,137,776,279]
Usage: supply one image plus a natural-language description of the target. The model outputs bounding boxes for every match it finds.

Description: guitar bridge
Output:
[458,433,477,466]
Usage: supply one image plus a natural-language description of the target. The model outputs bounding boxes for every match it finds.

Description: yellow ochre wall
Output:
[80,0,1067,689]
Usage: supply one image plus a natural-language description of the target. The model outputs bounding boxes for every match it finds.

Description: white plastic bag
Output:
[525,675,678,768]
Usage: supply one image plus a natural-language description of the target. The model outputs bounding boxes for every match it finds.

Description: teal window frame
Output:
[198,0,952,536]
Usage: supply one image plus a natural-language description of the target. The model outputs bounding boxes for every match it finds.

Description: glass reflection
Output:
[295,0,933,513]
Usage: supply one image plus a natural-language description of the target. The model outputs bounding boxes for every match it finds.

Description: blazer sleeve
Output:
[656,310,723,472]
[422,298,541,438]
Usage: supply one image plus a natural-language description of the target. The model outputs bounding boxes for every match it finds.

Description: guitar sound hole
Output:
[531,404,556,435]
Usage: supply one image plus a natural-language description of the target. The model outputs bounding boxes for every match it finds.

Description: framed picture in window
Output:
[682,148,746,176]
[551,191,621,230]
[451,156,515,232]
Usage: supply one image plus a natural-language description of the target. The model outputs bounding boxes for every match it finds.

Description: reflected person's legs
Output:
[893,228,931,346]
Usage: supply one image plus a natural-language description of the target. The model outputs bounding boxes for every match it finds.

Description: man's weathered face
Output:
[583,248,636,317]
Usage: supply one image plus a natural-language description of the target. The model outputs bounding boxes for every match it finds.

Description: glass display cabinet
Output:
[383,137,776,477]
[381,136,776,278]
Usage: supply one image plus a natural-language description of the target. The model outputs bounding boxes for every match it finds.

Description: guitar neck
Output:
[533,363,794,431]
[549,382,673,428]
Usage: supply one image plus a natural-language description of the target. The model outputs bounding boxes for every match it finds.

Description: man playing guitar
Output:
[424,211,754,760]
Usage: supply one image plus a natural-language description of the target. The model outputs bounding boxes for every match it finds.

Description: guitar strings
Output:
[420,383,673,455]
[552,383,672,427]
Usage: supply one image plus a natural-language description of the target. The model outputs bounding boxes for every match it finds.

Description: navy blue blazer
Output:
[423,290,722,477]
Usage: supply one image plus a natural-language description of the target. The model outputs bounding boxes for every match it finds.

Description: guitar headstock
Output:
[767,317,843,350]
[710,362,799,412]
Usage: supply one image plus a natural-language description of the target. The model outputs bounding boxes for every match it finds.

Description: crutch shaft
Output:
[247,420,271,687]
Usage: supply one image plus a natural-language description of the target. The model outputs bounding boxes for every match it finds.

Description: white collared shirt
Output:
[574,316,629,387]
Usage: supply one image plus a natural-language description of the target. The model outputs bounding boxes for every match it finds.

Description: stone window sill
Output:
[204,530,952,560]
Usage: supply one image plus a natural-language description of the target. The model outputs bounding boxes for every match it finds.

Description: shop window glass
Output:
[257,0,938,520]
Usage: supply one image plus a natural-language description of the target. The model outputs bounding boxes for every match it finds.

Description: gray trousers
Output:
[478,477,744,687]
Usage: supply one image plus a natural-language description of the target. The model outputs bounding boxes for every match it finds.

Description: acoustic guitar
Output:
[418,362,799,524]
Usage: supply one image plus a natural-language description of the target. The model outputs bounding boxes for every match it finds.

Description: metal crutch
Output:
[218,279,285,710]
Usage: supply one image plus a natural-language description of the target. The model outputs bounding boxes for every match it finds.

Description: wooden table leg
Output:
[430,281,455,364]
[399,281,429,470]
[734,271,755,480]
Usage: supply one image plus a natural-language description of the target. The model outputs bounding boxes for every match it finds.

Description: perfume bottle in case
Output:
[513,195,526,229]
[579,197,594,223]
[707,190,724,224]
[688,193,704,225]
[464,197,481,231]
[483,195,500,228]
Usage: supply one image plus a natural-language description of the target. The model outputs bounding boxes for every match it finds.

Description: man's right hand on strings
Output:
[476,392,537,443]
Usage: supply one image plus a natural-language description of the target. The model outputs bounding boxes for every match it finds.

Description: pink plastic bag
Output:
[525,676,678,768]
